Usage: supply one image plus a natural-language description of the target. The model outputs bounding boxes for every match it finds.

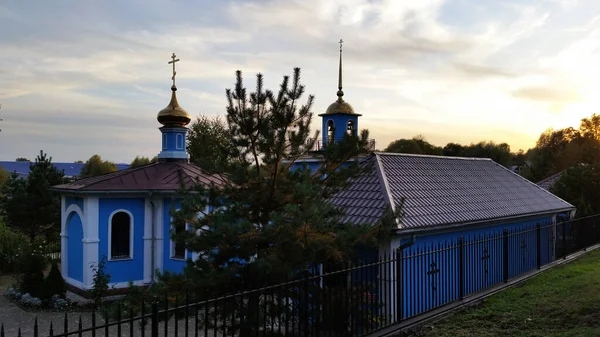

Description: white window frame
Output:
[176,133,184,150]
[162,133,168,150]
[108,209,134,261]
[169,215,188,261]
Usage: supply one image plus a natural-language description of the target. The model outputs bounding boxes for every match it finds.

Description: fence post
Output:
[503,229,509,283]
[151,301,159,337]
[458,237,464,300]
[563,221,568,259]
[536,224,541,270]
[395,248,404,322]
[303,273,310,337]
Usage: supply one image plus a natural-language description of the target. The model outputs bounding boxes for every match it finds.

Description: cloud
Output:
[512,86,581,103]
[1,0,600,162]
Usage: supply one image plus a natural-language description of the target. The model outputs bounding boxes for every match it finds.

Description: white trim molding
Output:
[169,212,188,261]
[176,133,184,150]
[83,196,99,289]
[107,209,135,261]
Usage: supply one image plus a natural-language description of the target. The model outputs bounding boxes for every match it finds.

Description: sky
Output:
[1,0,600,163]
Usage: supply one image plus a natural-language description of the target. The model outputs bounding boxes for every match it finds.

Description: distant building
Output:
[0,161,129,180]
[536,171,565,191]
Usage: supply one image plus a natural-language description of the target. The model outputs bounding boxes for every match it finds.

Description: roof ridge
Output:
[536,170,564,185]
[374,151,492,161]
[374,153,401,228]
[72,162,160,188]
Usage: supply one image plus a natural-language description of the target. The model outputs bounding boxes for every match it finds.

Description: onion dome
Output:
[157,84,191,127]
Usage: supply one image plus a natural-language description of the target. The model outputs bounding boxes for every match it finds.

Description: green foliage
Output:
[15,157,29,162]
[0,166,8,189]
[0,151,65,241]
[16,246,47,298]
[458,141,513,166]
[385,137,514,167]
[551,164,600,217]
[80,154,118,178]
[169,68,394,336]
[385,135,443,155]
[0,222,29,273]
[90,256,112,309]
[44,261,66,299]
[187,114,236,173]
[130,156,158,168]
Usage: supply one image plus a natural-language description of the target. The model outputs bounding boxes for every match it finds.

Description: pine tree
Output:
[0,151,65,241]
[170,68,397,334]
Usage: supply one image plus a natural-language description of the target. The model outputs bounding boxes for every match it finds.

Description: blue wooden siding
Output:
[66,212,84,282]
[321,114,359,145]
[98,197,145,283]
[395,215,561,319]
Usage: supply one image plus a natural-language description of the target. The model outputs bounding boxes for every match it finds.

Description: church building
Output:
[52,43,576,301]
[50,54,224,296]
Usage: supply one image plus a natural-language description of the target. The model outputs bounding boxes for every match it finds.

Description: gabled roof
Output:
[0,161,129,178]
[50,161,226,193]
[536,171,564,191]
[331,153,575,230]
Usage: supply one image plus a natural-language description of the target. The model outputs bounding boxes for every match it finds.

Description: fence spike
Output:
[17,327,21,337]
[64,312,69,334]
[49,321,54,337]
[1,323,4,337]
[33,316,38,337]
[78,316,83,337]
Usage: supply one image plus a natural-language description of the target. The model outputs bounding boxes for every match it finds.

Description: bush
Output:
[44,261,66,299]
[91,256,111,309]
[17,247,47,298]
[0,224,29,273]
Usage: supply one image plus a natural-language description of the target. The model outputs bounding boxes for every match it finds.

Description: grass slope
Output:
[406,249,600,337]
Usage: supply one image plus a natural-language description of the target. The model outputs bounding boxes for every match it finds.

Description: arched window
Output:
[347,120,355,136]
[327,120,335,144]
[110,211,132,260]
[171,220,186,260]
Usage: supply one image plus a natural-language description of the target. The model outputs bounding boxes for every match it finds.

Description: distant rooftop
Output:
[330,152,575,230]
[0,161,130,179]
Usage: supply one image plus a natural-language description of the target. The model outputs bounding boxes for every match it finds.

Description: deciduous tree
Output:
[80,154,117,178]
[186,114,235,173]
[130,156,158,168]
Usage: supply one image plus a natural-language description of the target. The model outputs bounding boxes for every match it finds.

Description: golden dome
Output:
[157,85,191,127]
[324,98,357,115]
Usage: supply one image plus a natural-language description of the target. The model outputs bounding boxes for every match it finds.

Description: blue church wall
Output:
[321,114,359,146]
[162,197,193,274]
[159,127,188,156]
[65,196,84,212]
[98,197,145,283]
[394,213,563,319]
[66,212,84,282]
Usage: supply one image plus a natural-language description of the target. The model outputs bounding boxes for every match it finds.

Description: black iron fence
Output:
[2,215,600,336]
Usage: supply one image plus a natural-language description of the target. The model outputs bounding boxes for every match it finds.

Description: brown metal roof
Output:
[51,161,227,193]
